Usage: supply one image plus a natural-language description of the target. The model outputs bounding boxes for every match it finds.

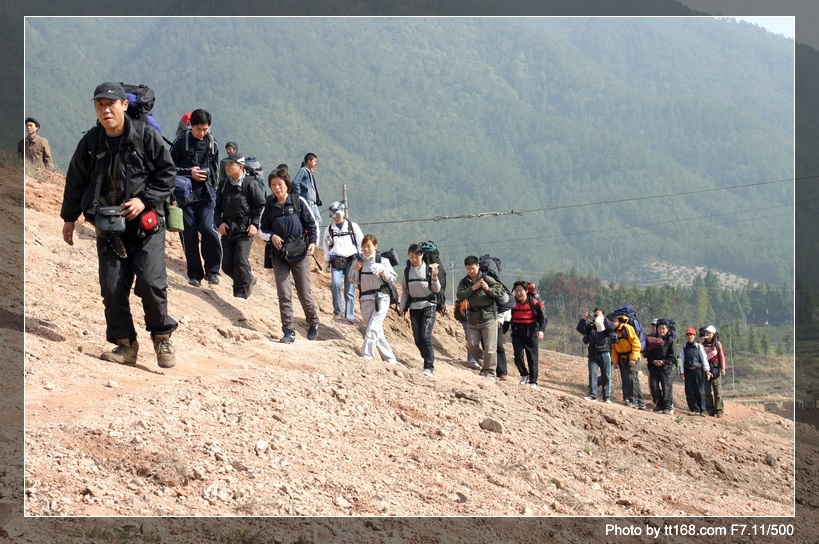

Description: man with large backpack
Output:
[400,243,443,376]
[322,201,364,322]
[576,309,614,402]
[611,314,646,409]
[61,81,178,369]
[170,109,222,287]
[214,154,266,299]
[456,255,507,379]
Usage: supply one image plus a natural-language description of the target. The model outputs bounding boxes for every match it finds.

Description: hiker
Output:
[611,314,646,409]
[456,255,507,379]
[350,234,398,363]
[291,152,322,227]
[399,243,442,376]
[510,281,546,388]
[219,141,239,182]
[19,117,53,168]
[61,81,177,368]
[214,154,265,299]
[701,325,726,418]
[170,108,222,287]
[645,319,678,414]
[576,309,614,402]
[680,327,711,416]
[259,168,320,343]
[322,201,364,322]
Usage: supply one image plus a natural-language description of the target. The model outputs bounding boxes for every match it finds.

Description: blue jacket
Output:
[170,131,219,203]
[292,166,318,203]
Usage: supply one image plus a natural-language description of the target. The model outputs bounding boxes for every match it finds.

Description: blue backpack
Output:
[120,83,162,133]
[613,304,647,352]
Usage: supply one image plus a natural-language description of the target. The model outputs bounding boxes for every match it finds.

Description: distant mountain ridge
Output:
[24,16,794,286]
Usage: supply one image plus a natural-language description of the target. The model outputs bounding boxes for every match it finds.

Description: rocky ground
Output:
[0,161,815,541]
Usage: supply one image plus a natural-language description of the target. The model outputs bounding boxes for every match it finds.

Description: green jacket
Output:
[456,273,506,323]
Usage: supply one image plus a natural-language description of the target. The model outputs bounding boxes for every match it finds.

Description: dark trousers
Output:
[617,357,645,406]
[409,306,437,369]
[705,375,724,415]
[182,198,222,281]
[496,323,508,377]
[271,256,319,333]
[221,233,254,297]
[683,367,707,413]
[97,226,178,344]
[512,333,539,384]
[648,363,674,410]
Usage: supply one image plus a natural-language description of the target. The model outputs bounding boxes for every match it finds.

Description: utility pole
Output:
[342,184,348,221]
[449,260,456,304]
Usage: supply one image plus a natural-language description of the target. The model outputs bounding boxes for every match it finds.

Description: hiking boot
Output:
[188,278,202,287]
[100,339,138,366]
[699,411,707,417]
[423,368,434,377]
[247,276,258,297]
[280,330,296,344]
[715,412,723,418]
[519,375,529,385]
[498,375,508,381]
[307,324,319,341]
[206,273,220,285]
[652,405,663,412]
[625,401,634,408]
[636,404,647,410]
[152,334,176,368]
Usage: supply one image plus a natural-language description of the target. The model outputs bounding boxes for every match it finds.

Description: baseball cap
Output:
[705,325,717,334]
[92,82,127,101]
[224,153,245,165]
[329,201,345,218]
[685,327,697,335]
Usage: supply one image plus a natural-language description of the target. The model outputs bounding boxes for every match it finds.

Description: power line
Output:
[358,176,796,227]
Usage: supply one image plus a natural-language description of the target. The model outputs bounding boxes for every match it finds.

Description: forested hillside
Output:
[23,17,793,286]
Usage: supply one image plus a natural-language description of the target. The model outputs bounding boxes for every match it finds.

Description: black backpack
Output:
[478,254,514,313]
[359,254,399,308]
[403,240,447,315]
[120,83,162,133]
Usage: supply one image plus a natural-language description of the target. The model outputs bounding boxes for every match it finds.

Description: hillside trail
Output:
[17,168,804,530]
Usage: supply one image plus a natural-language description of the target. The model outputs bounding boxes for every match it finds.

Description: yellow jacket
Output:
[611,321,642,361]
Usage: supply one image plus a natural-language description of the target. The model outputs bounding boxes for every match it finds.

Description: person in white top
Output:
[322,201,364,321]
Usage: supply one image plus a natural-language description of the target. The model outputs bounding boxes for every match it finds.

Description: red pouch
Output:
[139,209,160,235]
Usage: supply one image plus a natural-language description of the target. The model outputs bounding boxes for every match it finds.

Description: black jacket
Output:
[645,334,677,367]
[214,175,265,236]
[577,316,614,356]
[61,117,175,223]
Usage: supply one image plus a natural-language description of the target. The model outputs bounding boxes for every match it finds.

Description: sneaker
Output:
[603,399,612,404]
[247,276,258,297]
[100,339,139,366]
[583,396,596,401]
[188,278,202,287]
[652,405,663,412]
[206,274,220,285]
[498,375,508,381]
[636,405,647,410]
[662,408,674,415]
[307,324,319,341]
[479,372,495,380]
[468,360,482,370]
[715,413,723,418]
[386,358,398,365]
[423,368,434,377]
[699,411,707,417]
[280,330,296,344]
[529,383,537,389]
[519,375,530,385]
[152,334,176,369]
[625,401,634,408]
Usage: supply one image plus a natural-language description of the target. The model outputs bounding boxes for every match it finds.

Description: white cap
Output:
[705,325,717,334]
[594,314,605,332]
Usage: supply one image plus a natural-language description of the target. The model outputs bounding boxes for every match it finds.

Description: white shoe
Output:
[423,368,433,377]
[529,383,537,389]
[386,359,398,365]
[519,375,530,385]
[584,396,596,401]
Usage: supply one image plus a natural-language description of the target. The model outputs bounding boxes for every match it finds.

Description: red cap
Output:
[685,327,697,335]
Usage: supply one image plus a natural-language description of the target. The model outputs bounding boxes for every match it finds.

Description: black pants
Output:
[221,233,254,297]
[409,306,437,369]
[512,332,539,384]
[496,323,508,377]
[182,197,222,281]
[683,366,707,412]
[97,225,178,344]
[648,362,674,410]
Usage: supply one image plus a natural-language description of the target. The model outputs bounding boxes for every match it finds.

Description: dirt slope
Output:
[7,165,816,541]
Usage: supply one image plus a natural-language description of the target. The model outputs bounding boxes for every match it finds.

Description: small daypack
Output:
[612,304,647,352]
[244,157,271,197]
